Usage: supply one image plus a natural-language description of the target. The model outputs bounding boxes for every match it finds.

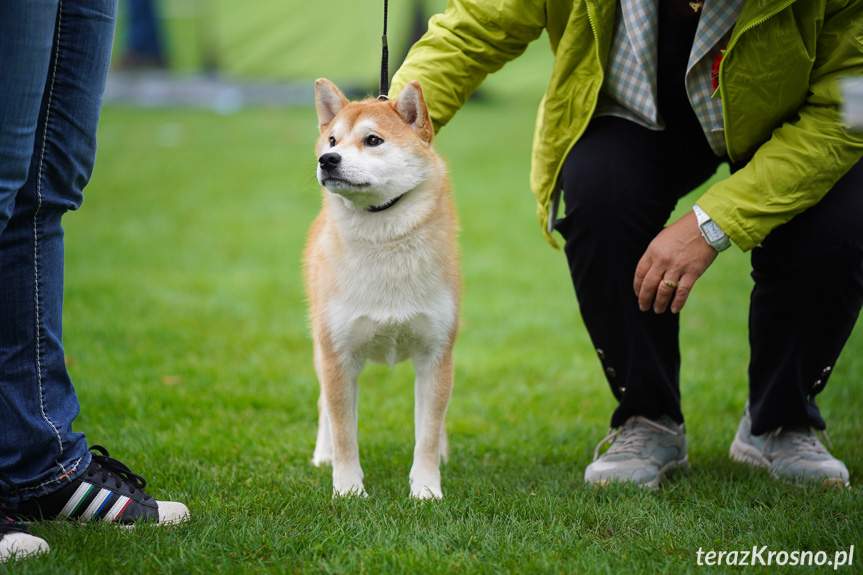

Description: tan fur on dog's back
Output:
[304,79,459,499]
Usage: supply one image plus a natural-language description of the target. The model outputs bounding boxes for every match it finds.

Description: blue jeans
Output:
[0,0,117,499]
[124,0,165,61]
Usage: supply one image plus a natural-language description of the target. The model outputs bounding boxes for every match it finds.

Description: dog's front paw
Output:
[332,485,368,498]
[332,480,367,498]
[409,469,443,500]
[410,484,443,500]
[333,467,366,497]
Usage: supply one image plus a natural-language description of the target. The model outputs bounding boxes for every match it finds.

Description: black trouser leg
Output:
[555,117,721,428]
[748,159,863,435]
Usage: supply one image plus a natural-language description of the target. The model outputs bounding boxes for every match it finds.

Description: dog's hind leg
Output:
[410,347,454,499]
[319,348,366,497]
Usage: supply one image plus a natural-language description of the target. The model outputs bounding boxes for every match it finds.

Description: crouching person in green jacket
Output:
[391,0,863,489]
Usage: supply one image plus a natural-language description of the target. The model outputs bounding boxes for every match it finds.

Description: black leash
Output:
[378,0,389,100]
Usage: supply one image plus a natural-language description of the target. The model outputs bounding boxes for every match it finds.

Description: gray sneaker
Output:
[729,406,850,488]
[585,415,688,489]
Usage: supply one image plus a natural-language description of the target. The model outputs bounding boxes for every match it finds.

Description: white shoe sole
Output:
[590,456,690,489]
[729,436,769,468]
[644,455,690,489]
[157,501,190,525]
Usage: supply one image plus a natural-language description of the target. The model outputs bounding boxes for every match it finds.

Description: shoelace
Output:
[592,416,679,462]
[761,427,834,457]
[0,474,28,535]
[0,515,27,536]
[87,445,152,501]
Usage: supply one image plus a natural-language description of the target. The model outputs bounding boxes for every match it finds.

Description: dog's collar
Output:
[366,194,404,213]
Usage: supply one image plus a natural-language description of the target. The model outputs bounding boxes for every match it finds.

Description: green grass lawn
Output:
[5,77,862,573]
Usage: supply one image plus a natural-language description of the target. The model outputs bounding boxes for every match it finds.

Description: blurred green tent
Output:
[111,0,550,108]
[203,0,446,89]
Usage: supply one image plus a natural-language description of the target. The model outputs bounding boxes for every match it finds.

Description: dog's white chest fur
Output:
[322,226,457,367]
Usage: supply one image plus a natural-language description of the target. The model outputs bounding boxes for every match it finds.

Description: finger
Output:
[669,273,697,314]
[637,267,665,312]
[633,254,651,297]
[653,277,681,314]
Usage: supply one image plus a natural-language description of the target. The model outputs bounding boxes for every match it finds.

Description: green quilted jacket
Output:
[390,0,863,249]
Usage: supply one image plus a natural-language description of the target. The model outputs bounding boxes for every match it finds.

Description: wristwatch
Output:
[693,204,731,252]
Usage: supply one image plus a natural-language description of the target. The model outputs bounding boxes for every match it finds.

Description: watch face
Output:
[702,220,723,242]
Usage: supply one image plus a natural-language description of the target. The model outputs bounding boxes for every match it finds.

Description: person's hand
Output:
[633,210,718,314]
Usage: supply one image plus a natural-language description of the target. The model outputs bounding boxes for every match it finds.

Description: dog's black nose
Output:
[319,152,341,171]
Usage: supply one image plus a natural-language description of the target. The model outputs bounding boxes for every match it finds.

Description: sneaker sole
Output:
[591,456,690,490]
[729,436,770,469]
[20,500,190,527]
[645,455,690,489]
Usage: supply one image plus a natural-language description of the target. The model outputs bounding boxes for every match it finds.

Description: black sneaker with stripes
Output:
[0,474,50,562]
[16,446,189,525]
[0,512,49,563]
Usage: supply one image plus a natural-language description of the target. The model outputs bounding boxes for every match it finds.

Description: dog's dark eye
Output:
[328,136,336,147]
[365,135,384,147]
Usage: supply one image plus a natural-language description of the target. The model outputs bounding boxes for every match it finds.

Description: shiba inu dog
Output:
[304,79,460,499]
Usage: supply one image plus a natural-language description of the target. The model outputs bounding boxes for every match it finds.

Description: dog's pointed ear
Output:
[315,78,349,133]
[394,81,433,144]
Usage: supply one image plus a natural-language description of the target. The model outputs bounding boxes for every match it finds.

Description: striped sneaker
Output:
[0,513,49,563]
[0,475,50,563]
[16,446,189,525]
